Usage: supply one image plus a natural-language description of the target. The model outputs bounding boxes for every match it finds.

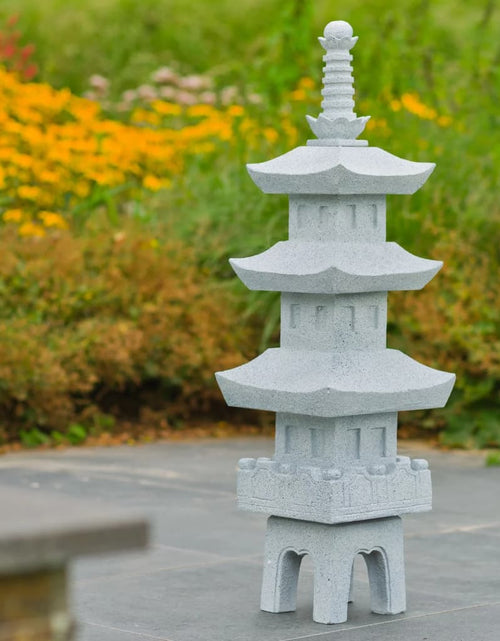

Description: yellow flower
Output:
[3,209,24,223]
[73,182,91,199]
[227,105,244,117]
[290,89,307,102]
[11,153,34,169]
[263,127,278,144]
[0,66,261,226]
[38,211,68,229]
[130,108,160,126]
[152,101,182,116]
[18,185,41,201]
[298,77,315,90]
[401,93,437,120]
[437,115,452,127]
[366,118,389,132]
[187,105,215,118]
[142,175,163,191]
[39,170,59,183]
[18,221,46,237]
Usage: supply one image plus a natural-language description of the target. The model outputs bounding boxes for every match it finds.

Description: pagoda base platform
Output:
[238,455,431,524]
[261,515,406,624]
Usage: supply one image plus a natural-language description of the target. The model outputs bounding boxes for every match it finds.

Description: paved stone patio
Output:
[0,438,499,640]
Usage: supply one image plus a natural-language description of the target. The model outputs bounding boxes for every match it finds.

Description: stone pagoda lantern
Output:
[216,20,455,624]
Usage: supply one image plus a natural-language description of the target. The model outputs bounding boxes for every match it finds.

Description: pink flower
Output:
[221,86,238,105]
[200,91,216,105]
[179,75,210,91]
[175,90,197,106]
[159,86,176,100]
[137,84,158,100]
[122,89,137,103]
[151,66,178,84]
[89,74,109,93]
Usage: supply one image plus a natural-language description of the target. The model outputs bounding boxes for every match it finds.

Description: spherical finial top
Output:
[323,21,353,40]
[319,20,357,52]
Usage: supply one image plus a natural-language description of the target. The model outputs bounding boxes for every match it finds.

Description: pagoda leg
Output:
[362,522,406,615]
[261,527,303,613]
[348,560,354,603]
[260,516,406,624]
[312,557,352,624]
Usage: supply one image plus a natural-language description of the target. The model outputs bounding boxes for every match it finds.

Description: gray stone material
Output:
[261,515,406,624]
[273,412,399,463]
[215,19,455,625]
[0,487,148,574]
[216,348,455,416]
[280,292,389,350]
[0,486,148,640]
[288,195,388,242]
[237,455,431,524]
[305,21,370,146]
[231,241,442,293]
[247,146,435,195]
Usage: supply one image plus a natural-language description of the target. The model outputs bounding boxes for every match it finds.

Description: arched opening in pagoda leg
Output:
[261,546,305,613]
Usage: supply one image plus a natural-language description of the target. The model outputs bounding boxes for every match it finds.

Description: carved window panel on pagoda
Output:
[288,194,386,242]
[338,413,398,465]
[281,292,387,350]
[275,413,338,463]
[334,292,387,350]
[274,412,397,467]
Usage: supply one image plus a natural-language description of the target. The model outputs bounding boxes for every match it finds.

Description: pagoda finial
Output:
[306,20,370,146]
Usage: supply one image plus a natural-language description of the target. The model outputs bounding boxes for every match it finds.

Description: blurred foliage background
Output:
[0,0,497,448]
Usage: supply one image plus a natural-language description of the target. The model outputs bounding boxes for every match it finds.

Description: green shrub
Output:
[389,230,500,447]
[0,221,251,441]
[486,451,500,467]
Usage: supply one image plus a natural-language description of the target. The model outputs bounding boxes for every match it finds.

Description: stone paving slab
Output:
[1,438,499,640]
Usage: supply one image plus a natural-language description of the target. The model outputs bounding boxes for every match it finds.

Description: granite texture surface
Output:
[216,18,455,624]
[261,515,406,624]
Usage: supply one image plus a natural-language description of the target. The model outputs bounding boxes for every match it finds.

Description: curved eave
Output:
[230,241,442,293]
[247,146,435,195]
[216,348,455,417]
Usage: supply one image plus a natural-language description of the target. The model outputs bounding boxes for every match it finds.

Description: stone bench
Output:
[0,486,148,640]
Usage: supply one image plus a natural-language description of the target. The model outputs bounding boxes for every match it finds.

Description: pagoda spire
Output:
[306,20,370,145]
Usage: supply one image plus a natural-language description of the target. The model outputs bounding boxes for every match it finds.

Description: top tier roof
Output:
[247,146,435,195]
[247,21,435,195]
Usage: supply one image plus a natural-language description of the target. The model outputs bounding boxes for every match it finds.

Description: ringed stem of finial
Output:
[307,21,369,142]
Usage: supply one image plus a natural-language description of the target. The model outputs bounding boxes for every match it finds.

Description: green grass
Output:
[4,1,499,102]
[486,451,500,467]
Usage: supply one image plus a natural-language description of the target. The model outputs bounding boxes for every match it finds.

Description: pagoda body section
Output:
[216,20,455,625]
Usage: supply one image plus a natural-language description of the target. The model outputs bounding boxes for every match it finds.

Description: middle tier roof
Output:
[230,241,442,293]
[216,348,455,417]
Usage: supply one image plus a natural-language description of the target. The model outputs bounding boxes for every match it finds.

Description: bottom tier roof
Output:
[216,348,455,417]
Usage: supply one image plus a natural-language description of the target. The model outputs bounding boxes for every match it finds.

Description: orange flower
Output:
[18,221,45,237]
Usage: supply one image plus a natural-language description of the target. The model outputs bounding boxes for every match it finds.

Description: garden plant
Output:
[0,0,497,449]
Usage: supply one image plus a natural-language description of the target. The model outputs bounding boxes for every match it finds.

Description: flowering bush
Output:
[0,67,287,236]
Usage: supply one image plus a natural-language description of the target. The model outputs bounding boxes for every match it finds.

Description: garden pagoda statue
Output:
[216,20,455,624]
